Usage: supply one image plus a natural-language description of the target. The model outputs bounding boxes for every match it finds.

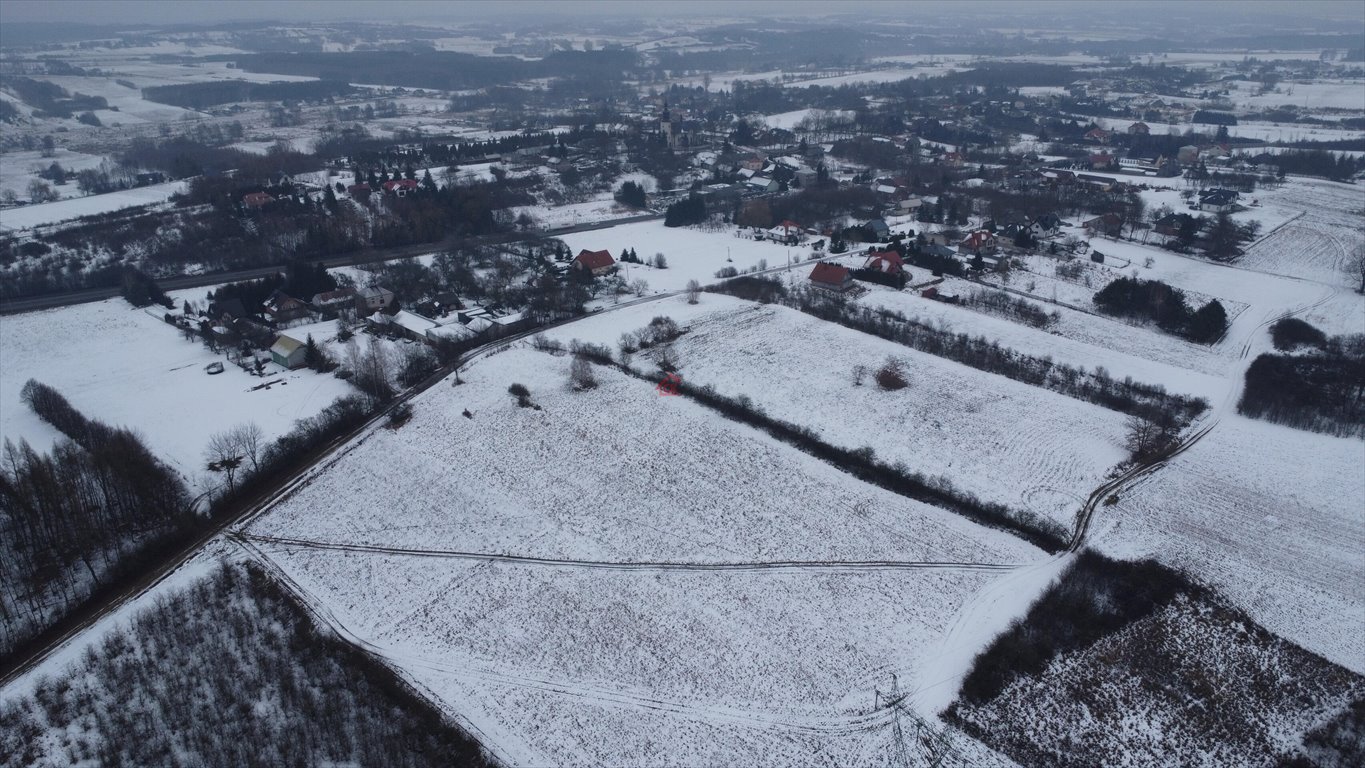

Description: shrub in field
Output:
[875,357,909,390]
[1270,317,1328,351]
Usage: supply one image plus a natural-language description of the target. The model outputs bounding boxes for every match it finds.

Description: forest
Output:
[0,382,191,659]
[141,79,354,109]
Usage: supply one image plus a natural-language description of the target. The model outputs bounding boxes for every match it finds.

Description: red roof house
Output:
[809,262,853,294]
[573,249,616,276]
[242,191,274,209]
[382,178,420,197]
[862,249,905,275]
[958,230,998,256]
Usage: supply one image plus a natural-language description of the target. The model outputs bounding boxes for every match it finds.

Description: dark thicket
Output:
[141,79,354,109]
[119,266,173,309]
[1239,339,1365,438]
[615,180,648,209]
[1093,276,1228,343]
[705,275,789,304]
[663,194,706,227]
[0,562,495,768]
[1270,317,1328,351]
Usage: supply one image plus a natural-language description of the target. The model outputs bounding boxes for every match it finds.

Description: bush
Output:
[714,266,739,278]
[875,357,909,390]
[1270,317,1328,351]
[507,382,533,407]
[569,356,597,390]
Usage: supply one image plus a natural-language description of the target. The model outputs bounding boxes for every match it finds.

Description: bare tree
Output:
[205,431,246,493]
[568,356,597,391]
[685,279,702,304]
[1348,242,1365,294]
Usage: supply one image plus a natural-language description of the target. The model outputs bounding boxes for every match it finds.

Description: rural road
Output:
[0,212,662,315]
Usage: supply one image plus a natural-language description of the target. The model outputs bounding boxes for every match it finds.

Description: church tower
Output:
[660,101,677,151]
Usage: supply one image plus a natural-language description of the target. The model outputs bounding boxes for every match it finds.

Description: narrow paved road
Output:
[0,213,662,315]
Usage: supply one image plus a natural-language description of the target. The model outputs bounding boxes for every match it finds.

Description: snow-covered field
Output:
[541,296,1128,531]
[0,299,355,490]
[243,342,1051,766]
[1236,178,1365,287]
[762,108,854,131]
[0,180,187,231]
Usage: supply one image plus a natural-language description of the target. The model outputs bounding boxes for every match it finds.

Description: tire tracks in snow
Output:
[229,531,1020,574]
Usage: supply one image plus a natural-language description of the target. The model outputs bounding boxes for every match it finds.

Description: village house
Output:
[1083,212,1125,238]
[261,290,312,325]
[1127,121,1150,135]
[1199,188,1241,213]
[1084,127,1112,143]
[357,286,395,312]
[958,230,998,256]
[242,191,274,209]
[808,262,854,295]
[382,178,420,197]
[572,249,617,276]
[311,288,357,313]
[862,249,906,275]
[1028,213,1063,239]
[766,220,806,245]
[346,182,372,200]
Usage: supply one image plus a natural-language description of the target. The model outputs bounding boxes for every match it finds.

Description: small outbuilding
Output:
[270,334,307,369]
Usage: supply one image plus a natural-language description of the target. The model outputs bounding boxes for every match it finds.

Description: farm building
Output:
[270,334,307,369]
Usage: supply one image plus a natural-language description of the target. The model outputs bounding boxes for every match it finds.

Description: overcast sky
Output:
[1,0,1361,27]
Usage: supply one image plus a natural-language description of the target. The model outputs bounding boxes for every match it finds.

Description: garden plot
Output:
[252,544,1018,768]
[541,297,1130,532]
[1092,415,1365,675]
[0,299,354,490]
[250,347,1042,565]
[558,219,824,293]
